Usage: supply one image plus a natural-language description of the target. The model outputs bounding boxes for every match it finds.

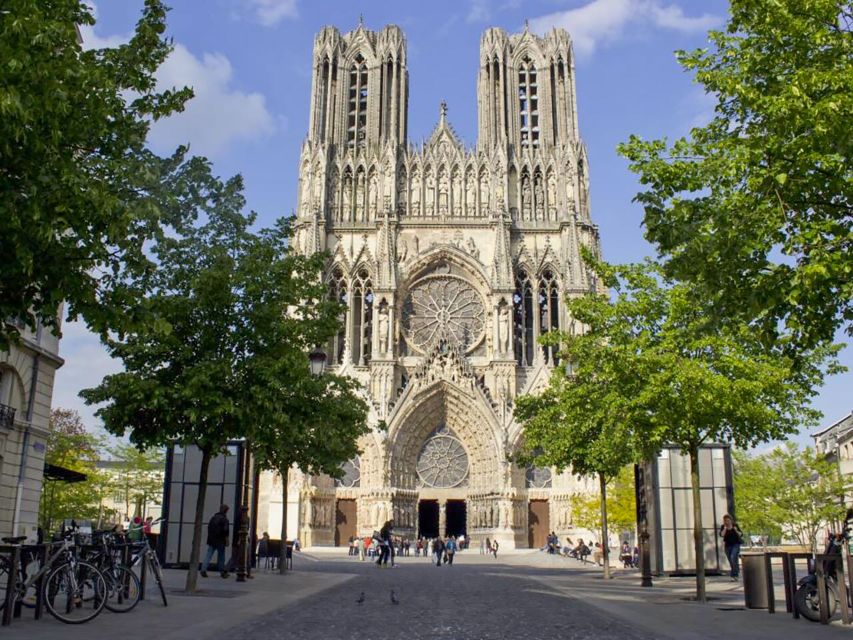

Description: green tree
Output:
[734,444,848,551]
[547,255,838,601]
[618,0,852,351]
[81,164,352,591]
[39,408,114,532]
[107,443,165,519]
[569,466,637,538]
[515,320,650,579]
[250,373,369,574]
[0,0,194,349]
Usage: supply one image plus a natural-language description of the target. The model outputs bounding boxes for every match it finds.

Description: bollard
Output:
[236,505,249,582]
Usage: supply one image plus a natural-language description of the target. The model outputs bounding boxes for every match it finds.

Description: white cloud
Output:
[242,0,298,26]
[78,4,278,159]
[147,44,277,158]
[529,0,721,57]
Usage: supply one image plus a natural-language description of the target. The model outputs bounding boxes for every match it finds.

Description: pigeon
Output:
[356,592,365,605]
[390,590,400,605]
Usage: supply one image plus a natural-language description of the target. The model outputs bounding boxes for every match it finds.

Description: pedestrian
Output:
[480,538,486,555]
[128,515,144,542]
[433,536,445,566]
[485,537,492,556]
[376,520,393,567]
[445,536,457,565]
[358,536,365,561]
[491,539,499,559]
[201,504,230,578]
[719,514,743,581]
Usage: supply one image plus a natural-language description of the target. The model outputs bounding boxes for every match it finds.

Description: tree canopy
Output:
[0,0,192,348]
[618,0,852,351]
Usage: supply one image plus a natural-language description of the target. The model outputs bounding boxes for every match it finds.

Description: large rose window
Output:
[401,275,485,353]
[416,430,469,488]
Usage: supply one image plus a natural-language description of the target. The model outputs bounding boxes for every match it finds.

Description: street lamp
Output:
[308,347,327,377]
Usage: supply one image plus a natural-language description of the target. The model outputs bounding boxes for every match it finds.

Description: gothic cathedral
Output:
[265,21,604,548]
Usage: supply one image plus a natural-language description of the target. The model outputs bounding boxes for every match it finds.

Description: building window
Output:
[514,269,535,366]
[539,269,560,364]
[328,268,348,365]
[351,269,373,365]
[347,54,368,146]
[518,57,538,148]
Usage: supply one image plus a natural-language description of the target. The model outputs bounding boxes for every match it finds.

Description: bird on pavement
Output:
[390,590,400,605]
[356,592,365,604]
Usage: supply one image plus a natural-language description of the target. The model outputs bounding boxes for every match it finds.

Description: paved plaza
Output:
[4,550,852,639]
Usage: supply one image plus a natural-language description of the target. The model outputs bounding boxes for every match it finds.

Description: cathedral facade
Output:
[269,21,604,548]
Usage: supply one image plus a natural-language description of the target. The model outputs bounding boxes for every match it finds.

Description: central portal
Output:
[445,500,466,537]
[418,500,439,538]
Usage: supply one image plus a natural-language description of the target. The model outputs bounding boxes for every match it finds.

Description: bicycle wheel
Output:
[149,554,168,607]
[103,565,141,613]
[0,555,14,612]
[43,561,107,624]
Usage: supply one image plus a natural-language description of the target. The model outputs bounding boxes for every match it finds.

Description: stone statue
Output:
[425,172,435,215]
[369,173,379,215]
[397,173,407,212]
[411,172,421,215]
[479,174,490,212]
[378,304,390,354]
[399,238,408,262]
[342,173,352,221]
[534,175,545,218]
[466,237,480,260]
[498,305,510,353]
[466,175,476,215]
[547,173,557,211]
[452,172,462,215]
[521,175,532,217]
[356,172,365,221]
[438,170,449,215]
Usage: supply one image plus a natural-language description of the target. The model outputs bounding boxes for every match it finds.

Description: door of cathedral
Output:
[445,500,466,538]
[418,500,439,538]
[528,500,549,548]
[334,499,357,547]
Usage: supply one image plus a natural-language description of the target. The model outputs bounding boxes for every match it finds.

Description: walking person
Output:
[357,536,365,561]
[376,520,393,567]
[491,539,499,559]
[433,536,445,566]
[485,537,491,556]
[201,504,230,578]
[720,514,743,581]
[445,536,457,565]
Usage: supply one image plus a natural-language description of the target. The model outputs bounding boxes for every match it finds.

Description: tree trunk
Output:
[599,472,611,580]
[689,446,706,603]
[279,467,290,574]
[185,447,212,593]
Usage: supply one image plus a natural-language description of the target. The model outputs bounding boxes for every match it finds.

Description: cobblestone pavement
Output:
[233,553,654,640]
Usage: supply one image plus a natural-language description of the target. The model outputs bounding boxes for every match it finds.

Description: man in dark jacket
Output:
[201,504,230,578]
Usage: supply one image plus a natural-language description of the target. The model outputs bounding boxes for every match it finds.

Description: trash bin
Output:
[742,553,768,609]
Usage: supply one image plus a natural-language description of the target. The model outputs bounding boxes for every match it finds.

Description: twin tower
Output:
[282,22,604,549]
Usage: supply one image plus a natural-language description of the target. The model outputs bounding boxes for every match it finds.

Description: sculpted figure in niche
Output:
[479,173,490,213]
[566,177,575,212]
[313,171,323,210]
[383,169,392,209]
[300,172,311,212]
[396,173,407,213]
[399,238,408,262]
[534,175,545,219]
[342,173,352,221]
[425,172,435,215]
[328,173,338,220]
[547,173,557,215]
[411,172,421,216]
[521,174,532,219]
[377,303,389,354]
[498,304,510,353]
[438,170,449,215]
[465,174,476,216]
[452,172,462,216]
[356,172,366,221]
[369,173,379,216]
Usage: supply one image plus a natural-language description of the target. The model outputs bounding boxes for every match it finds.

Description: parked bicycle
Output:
[0,531,107,624]
[126,517,168,607]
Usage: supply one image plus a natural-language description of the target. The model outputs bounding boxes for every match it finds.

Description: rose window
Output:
[401,275,485,353]
[416,431,469,488]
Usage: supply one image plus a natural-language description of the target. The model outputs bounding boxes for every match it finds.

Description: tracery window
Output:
[347,54,368,146]
[539,269,560,364]
[525,466,553,489]
[328,268,348,365]
[518,57,539,148]
[351,268,373,365]
[416,426,469,488]
[513,269,535,366]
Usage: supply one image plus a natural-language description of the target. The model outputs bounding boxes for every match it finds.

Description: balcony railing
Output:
[0,403,16,429]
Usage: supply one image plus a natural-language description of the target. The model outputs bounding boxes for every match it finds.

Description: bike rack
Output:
[0,545,20,626]
[762,552,793,614]
[814,553,852,625]
[784,552,813,620]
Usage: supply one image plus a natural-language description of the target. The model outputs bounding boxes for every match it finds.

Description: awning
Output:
[43,463,87,483]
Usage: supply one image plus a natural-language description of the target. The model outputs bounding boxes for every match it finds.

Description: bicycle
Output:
[82,529,142,613]
[0,533,107,624]
[125,517,168,607]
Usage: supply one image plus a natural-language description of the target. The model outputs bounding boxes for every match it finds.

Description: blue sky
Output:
[55,0,851,446]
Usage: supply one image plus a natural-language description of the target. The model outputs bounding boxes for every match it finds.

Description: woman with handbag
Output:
[719,514,743,581]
